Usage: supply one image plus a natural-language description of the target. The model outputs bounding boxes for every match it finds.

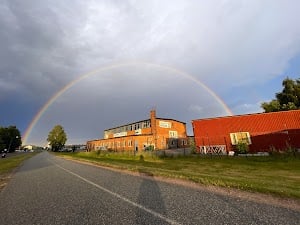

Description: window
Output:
[230,132,251,145]
[169,131,178,138]
[128,140,132,147]
[142,120,151,128]
[159,121,171,128]
[143,120,151,128]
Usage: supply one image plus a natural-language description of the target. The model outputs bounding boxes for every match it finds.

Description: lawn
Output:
[57,151,300,198]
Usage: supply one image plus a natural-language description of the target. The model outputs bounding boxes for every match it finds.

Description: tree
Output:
[261,77,300,112]
[47,125,67,151]
[0,126,22,152]
[261,99,281,112]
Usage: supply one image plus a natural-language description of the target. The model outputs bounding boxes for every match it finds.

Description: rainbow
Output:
[23,61,233,144]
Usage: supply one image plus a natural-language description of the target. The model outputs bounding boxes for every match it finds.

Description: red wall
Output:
[192,110,300,152]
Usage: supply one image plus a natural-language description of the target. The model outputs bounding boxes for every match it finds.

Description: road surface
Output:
[0,151,299,225]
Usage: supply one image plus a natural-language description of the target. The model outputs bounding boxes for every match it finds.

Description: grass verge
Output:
[56,151,300,199]
[0,153,37,190]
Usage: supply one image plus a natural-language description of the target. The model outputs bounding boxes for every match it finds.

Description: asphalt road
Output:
[0,152,299,225]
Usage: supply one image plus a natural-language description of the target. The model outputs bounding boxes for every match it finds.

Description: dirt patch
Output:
[60,156,300,212]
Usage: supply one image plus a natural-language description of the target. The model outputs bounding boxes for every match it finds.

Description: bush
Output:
[236,142,249,154]
[144,145,154,151]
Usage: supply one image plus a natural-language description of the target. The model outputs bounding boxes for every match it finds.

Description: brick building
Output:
[87,110,188,151]
[192,110,300,154]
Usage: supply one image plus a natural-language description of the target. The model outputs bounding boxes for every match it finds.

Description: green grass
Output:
[57,151,300,199]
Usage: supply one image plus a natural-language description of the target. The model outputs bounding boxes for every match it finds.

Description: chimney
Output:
[150,109,157,149]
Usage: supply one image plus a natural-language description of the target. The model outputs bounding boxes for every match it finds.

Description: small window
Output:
[169,131,178,138]
[128,140,132,147]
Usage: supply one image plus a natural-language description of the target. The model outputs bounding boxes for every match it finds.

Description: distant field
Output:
[57,151,300,199]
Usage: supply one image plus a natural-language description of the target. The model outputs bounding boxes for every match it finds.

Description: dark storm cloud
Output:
[0,0,88,98]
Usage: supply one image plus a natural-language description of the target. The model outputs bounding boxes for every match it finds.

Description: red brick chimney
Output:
[150,109,157,149]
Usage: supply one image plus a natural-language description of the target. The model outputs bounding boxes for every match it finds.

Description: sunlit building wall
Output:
[86,110,188,151]
[192,110,300,154]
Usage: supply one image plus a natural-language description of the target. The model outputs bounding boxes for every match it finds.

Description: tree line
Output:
[0,124,68,152]
[0,126,22,152]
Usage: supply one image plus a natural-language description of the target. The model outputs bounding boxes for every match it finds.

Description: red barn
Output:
[192,110,300,154]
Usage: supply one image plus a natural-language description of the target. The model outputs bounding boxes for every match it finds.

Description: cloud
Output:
[1,0,300,145]
[231,102,264,115]
[188,105,203,114]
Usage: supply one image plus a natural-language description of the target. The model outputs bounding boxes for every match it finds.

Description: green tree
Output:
[261,77,300,112]
[47,125,67,151]
[0,126,22,152]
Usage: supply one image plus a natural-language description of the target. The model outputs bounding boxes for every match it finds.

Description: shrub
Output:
[144,145,154,151]
[236,142,249,154]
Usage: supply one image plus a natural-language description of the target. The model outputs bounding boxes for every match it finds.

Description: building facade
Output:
[87,110,188,151]
[192,110,300,154]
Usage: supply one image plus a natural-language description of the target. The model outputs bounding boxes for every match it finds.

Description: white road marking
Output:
[53,161,182,225]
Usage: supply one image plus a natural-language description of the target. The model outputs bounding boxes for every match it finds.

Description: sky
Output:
[1,0,300,146]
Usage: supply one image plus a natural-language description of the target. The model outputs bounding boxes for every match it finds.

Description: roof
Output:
[192,109,300,122]
[156,117,186,125]
[104,117,186,131]
[104,119,150,131]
